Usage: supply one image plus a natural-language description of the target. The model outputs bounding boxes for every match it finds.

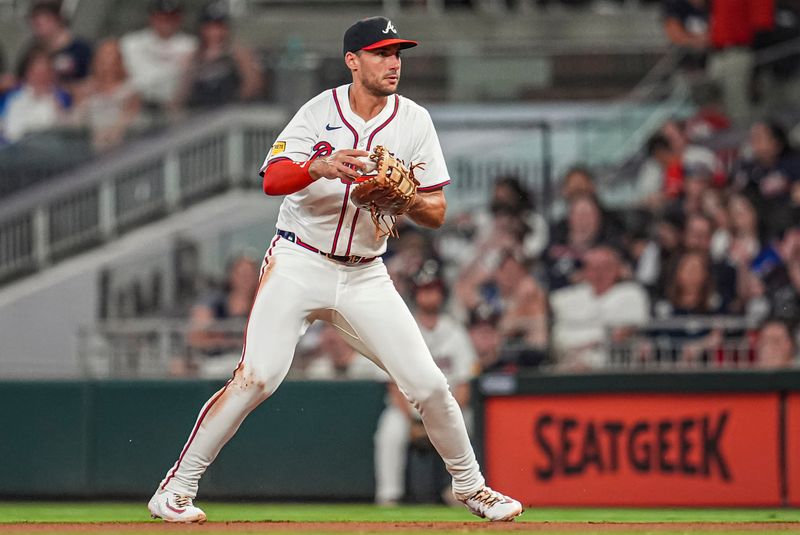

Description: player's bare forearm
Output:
[406,189,446,228]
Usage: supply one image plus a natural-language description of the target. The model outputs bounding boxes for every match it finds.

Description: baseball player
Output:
[148,16,523,523]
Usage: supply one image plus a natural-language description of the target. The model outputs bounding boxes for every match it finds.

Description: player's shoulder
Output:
[397,94,432,120]
[296,88,340,117]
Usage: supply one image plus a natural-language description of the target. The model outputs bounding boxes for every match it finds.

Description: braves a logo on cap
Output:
[382,20,397,34]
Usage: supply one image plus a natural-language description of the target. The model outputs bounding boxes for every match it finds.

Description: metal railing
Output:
[78,315,793,379]
[604,316,765,371]
[78,318,248,379]
[0,106,287,284]
[0,101,687,286]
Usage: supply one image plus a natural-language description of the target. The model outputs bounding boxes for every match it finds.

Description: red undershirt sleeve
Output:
[262,160,315,196]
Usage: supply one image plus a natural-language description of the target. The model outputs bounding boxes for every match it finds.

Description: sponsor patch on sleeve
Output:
[270,141,286,156]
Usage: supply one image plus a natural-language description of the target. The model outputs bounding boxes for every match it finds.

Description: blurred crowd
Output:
[181,111,800,381]
[0,0,263,152]
[661,0,800,121]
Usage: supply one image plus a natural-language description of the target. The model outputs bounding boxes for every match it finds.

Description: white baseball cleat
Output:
[148,490,207,523]
[458,486,523,522]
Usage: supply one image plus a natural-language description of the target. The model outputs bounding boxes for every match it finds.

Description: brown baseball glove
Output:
[350,145,422,238]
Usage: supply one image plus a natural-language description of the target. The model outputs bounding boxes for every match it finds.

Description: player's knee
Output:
[407,376,451,410]
[231,364,279,399]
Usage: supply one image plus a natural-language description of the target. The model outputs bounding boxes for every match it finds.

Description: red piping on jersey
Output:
[366,95,399,149]
[330,88,359,254]
[418,180,450,192]
[344,94,400,255]
[345,209,360,256]
[160,237,278,493]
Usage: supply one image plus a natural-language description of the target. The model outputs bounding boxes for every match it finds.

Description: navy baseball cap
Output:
[343,17,418,56]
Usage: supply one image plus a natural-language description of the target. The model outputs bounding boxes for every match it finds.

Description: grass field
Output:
[1,503,799,534]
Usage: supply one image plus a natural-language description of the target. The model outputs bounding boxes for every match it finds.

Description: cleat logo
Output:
[166,502,186,514]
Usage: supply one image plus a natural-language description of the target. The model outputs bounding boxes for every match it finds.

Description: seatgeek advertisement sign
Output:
[484,393,782,506]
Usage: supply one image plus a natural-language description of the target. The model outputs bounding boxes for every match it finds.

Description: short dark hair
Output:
[16,45,51,79]
[29,1,62,20]
[760,318,797,348]
[646,133,672,157]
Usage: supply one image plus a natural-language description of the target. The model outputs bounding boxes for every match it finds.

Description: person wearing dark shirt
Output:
[670,213,739,312]
[732,121,800,240]
[652,250,725,364]
[177,1,262,109]
[21,1,92,91]
[751,221,800,326]
[662,0,709,70]
[546,193,621,290]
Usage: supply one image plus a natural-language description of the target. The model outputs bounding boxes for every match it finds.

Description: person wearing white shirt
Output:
[550,245,650,370]
[119,0,197,107]
[2,47,68,142]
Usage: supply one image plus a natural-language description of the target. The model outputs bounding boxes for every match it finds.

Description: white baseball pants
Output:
[158,237,485,499]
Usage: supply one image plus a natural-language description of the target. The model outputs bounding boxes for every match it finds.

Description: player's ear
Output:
[344,51,359,71]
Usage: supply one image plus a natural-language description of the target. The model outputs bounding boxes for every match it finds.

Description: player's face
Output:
[353,45,402,97]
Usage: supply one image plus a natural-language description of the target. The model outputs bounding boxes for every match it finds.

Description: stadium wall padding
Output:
[0,380,386,499]
[475,370,800,507]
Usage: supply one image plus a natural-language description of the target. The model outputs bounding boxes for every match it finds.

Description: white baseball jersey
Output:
[260,84,450,257]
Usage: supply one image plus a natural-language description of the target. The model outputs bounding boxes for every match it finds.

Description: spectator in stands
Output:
[472,176,549,260]
[22,1,92,92]
[662,0,709,71]
[175,1,262,110]
[467,305,515,374]
[660,118,725,198]
[71,39,141,152]
[494,250,549,357]
[374,268,476,506]
[633,210,684,293]
[120,0,197,112]
[183,254,259,377]
[0,46,69,143]
[545,193,615,289]
[684,82,731,141]
[753,0,800,114]
[721,193,762,267]
[655,250,721,316]
[385,227,438,302]
[653,250,727,364]
[751,219,800,325]
[707,0,774,123]
[755,319,798,368]
[680,213,739,311]
[638,132,676,211]
[550,245,650,370]
[731,120,800,240]
[551,165,597,220]
[305,322,386,380]
[456,247,548,360]
[670,162,714,218]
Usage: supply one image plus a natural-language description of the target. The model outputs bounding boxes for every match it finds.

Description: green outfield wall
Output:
[3,372,799,503]
[0,380,386,499]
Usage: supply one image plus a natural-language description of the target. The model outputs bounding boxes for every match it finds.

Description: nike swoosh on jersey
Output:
[325,124,342,131]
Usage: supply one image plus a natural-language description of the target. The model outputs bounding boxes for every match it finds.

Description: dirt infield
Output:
[1,522,798,532]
